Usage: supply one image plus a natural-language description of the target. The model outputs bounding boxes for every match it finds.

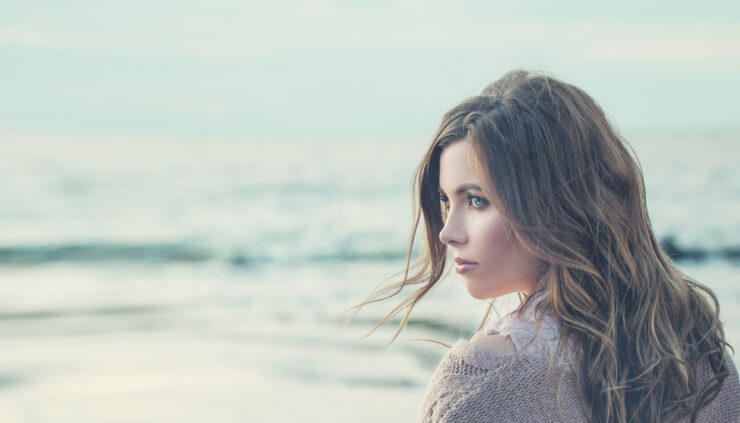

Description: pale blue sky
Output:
[1,0,739,138]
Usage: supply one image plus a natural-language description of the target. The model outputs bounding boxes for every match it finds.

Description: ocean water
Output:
[0,132,738,422]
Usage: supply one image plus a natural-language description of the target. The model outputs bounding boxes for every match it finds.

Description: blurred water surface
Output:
[0,132,738,422]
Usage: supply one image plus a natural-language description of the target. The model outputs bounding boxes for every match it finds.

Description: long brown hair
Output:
[349,69,733,422]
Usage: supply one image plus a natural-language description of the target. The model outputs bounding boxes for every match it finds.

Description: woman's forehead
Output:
[438,141,487,191]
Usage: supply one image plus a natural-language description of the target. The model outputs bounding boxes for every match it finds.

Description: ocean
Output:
[0,131,738,422]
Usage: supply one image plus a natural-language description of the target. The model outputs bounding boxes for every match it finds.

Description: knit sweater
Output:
[417,302,740,423]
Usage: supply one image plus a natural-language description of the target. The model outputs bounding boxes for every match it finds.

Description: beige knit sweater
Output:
[417,302,740,423]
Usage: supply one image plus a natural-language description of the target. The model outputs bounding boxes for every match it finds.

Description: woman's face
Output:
[437,140,540,299]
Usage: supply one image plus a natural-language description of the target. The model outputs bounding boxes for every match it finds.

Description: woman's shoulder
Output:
[418,336,588,422]
[440,328,568,373]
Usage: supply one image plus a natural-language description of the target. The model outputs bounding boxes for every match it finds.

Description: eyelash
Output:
[439,193,488,211]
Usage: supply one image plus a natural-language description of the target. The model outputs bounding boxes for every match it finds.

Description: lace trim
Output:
[472,294,575,367]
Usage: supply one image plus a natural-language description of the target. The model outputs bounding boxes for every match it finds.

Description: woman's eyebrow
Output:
[437,183,483,196]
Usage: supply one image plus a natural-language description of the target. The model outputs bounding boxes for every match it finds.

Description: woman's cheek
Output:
[479,215,512,261]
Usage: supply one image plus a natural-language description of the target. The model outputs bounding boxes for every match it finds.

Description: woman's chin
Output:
[464,281,497,300]
[464,279,525,300]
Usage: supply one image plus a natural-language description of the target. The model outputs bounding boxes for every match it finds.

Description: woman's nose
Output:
[439,212,467,246]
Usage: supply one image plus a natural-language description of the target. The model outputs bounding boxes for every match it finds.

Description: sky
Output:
[1,0,739,139]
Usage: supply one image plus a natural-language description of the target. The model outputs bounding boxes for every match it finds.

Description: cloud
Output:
[0,27,111,51]
[593,40,740,60]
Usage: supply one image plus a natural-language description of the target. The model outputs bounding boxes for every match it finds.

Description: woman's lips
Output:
[455,263,479,274]
[454,258,479,274]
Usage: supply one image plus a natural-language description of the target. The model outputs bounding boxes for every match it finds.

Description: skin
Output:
[438,140,543,353]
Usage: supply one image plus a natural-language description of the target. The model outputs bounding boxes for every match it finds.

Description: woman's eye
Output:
[468,195,487,208]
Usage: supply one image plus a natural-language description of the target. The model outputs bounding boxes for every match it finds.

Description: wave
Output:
[660,235,740,262]
[0,243,213,265]
[0,241,408,266]
[0,236,737,266]
[0,304,166,321]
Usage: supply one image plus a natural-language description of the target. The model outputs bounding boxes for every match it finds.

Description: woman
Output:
[352,70,739,422]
